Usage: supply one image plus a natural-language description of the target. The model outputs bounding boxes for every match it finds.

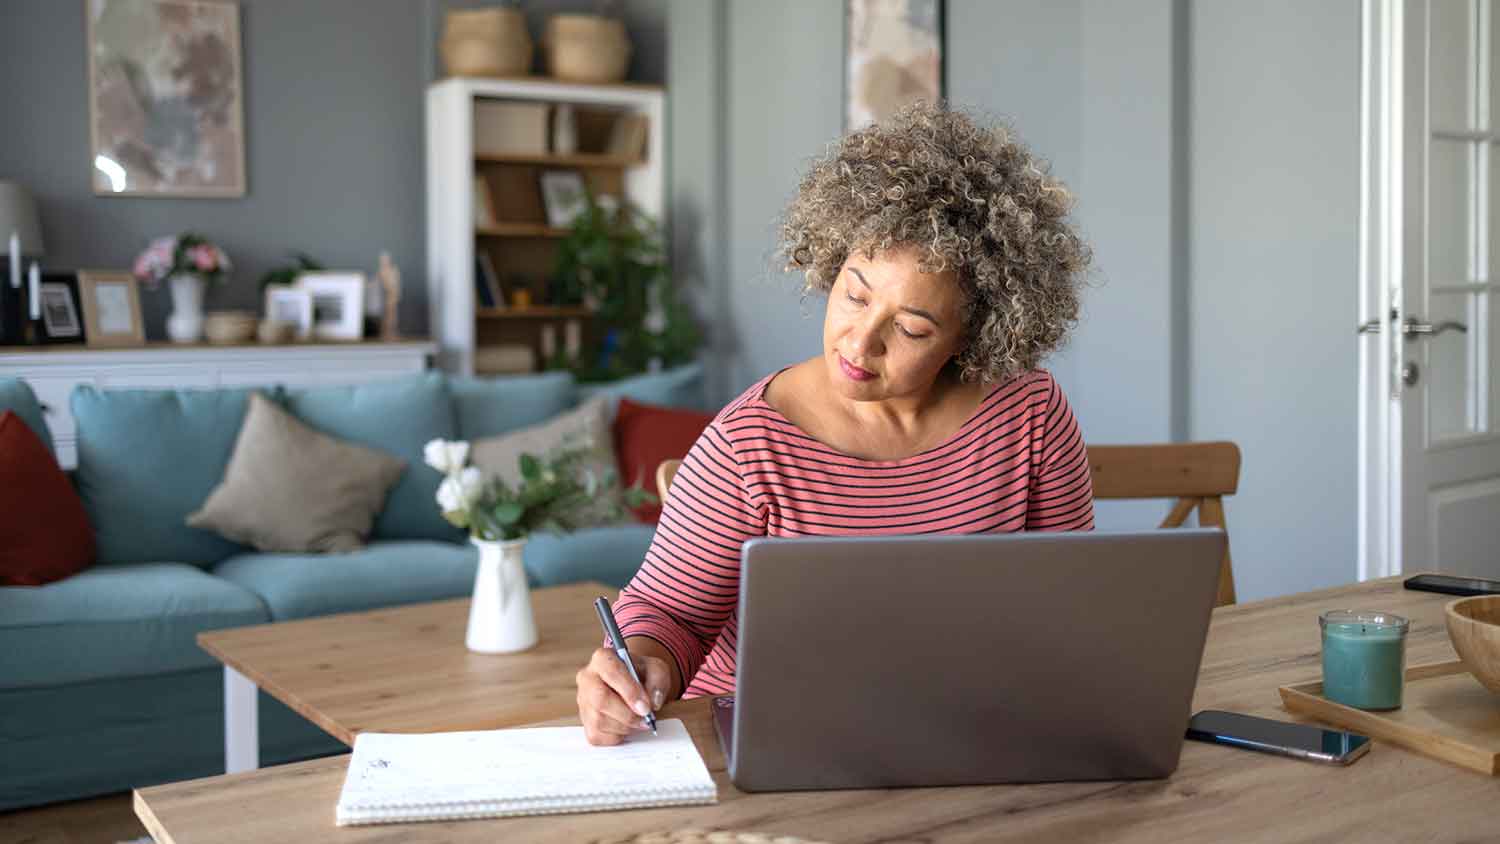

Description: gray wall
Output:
[0,0,665,340]
[668,0,1363,600]
[1189,0,1361,599]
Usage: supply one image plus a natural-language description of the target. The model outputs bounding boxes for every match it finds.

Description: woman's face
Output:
[823,247,968,403]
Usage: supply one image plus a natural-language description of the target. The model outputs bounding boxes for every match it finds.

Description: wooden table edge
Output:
[194,581,617,746]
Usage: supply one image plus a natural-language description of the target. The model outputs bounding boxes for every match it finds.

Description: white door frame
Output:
[1358,0,1404,581]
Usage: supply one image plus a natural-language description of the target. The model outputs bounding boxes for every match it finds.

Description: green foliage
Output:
[256,253,325,292]
[470,440,656,541]
[551,197,701,381]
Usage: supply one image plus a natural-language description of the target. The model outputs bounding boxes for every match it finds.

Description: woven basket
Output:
[441,7,533,77]
[543,13,631,83]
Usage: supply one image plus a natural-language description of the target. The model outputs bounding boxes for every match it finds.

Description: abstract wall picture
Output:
[87,0,246,197]
[845,0,944,131]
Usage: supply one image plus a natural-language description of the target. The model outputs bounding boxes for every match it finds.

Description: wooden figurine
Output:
[378,251,401,340]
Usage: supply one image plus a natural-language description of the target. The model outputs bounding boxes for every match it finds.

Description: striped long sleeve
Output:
[612,369,1094,697]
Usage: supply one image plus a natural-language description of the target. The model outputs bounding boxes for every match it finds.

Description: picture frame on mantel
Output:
[86,0,247,197]
[295,272,366,341]
[38,273,86,345]
[77,270,146,348]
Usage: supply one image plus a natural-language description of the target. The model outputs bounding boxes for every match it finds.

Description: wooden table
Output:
[196,581,610,771]
[143,576,1499,842]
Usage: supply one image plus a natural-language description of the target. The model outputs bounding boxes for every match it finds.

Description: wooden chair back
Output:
[1087,442,1241,607]
[655,459,682,502]
[658,443,1241,607]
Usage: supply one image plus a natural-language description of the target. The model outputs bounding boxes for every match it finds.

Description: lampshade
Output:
[0,181,45,256]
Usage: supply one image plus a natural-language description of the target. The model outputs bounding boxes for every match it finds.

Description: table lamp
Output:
[0,180,45,345]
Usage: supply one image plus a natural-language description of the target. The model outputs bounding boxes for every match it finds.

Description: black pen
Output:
[594,596,658,736]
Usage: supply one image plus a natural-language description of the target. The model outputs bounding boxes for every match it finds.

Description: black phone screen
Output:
[1404,574,1500,597]
[1187,710,1369,759]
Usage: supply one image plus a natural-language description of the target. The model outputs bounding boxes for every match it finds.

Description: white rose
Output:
[458,466,484,505]
[436,477,465,514]
[423,439,470,473]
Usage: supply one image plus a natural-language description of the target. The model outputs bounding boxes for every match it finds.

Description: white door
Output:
[1399,0,1500,577]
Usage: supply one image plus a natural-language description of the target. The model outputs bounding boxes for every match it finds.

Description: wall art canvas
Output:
[845,0,944,131]
[87,0,246,197]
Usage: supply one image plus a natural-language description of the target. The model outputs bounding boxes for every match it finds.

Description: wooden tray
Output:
[1279,660,1500,775]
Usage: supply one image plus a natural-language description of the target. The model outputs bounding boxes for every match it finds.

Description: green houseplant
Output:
[551,196,700,381]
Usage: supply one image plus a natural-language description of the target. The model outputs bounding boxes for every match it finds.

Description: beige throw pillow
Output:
[187,392,407,553]
[471,396,616,491]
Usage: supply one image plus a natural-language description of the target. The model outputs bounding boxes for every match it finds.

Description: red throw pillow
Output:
[613,398,715,524]
[0,411,96,585]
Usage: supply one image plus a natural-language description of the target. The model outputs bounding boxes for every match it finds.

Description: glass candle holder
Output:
[1319,610,1410,710]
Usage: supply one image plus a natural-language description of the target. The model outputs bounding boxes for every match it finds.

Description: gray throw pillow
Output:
[187,392,407,553]
[470,395,616,491]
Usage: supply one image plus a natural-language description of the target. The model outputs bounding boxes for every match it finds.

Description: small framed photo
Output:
[539,170,589,229]
[263,284,313,340]
[294,271,365,341]
[77,270,146,348]
[38,274,86,344]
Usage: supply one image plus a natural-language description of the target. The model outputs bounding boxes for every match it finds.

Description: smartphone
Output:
[1186,710,1370,765]
[1403,573,1500,597]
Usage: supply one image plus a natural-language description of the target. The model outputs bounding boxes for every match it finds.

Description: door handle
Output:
[1401,318,1468,338]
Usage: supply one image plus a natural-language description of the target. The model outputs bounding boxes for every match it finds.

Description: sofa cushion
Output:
[188,393,407,553]
[71,385,257,567]
[576,362,705,411]
[470,395,617,490]
[0,412,96,585]
[211,541,480,621]
[0,562,269,690]
[281,373,458,542]
[0,377,53,455]
[0,668,343,812]
[522,524,655,589]
[450,370,575,440]
[612,398,715,524]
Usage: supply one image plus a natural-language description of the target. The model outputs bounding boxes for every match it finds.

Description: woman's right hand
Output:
[575,645,675,746]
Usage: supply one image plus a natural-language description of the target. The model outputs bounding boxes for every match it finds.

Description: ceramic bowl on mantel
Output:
[203,311,257,345]
[1445,595,1500,695]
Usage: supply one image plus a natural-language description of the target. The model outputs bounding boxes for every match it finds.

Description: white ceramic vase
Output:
[166,274,205,343]
[466,537,539,654]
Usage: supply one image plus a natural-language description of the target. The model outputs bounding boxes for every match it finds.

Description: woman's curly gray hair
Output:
[778,101,1090,384]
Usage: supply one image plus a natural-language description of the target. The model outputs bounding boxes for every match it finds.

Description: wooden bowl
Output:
[1446,595,1500,695]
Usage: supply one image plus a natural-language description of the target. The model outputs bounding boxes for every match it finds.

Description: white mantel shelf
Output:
[3,340,436,469]
[0,340,435,365]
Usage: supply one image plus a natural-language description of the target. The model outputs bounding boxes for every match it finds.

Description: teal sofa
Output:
[0,364,705,811]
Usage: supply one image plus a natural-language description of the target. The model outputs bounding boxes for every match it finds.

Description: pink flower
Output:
[192,245,216,272]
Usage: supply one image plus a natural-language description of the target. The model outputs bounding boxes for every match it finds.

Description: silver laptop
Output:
[714,529,1227,791]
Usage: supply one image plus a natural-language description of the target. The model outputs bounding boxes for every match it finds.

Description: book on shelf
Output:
[473,175,498,229]
[475,252,504,310]
[606,113,648,160]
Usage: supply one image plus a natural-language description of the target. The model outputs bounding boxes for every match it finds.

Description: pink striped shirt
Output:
[614,368,1094,698]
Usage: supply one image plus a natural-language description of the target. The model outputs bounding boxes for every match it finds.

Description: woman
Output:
[576,102,1094,745]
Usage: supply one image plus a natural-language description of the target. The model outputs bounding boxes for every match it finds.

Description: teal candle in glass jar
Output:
[1319,611,1409,710]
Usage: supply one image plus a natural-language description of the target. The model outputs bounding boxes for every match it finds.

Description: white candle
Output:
[28,261,40,321]
[8,231,18,289]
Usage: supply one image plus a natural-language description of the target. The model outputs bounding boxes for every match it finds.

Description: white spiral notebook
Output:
[334,719,717,826]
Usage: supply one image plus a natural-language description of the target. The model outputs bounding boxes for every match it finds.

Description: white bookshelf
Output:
[424,77,666,375]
